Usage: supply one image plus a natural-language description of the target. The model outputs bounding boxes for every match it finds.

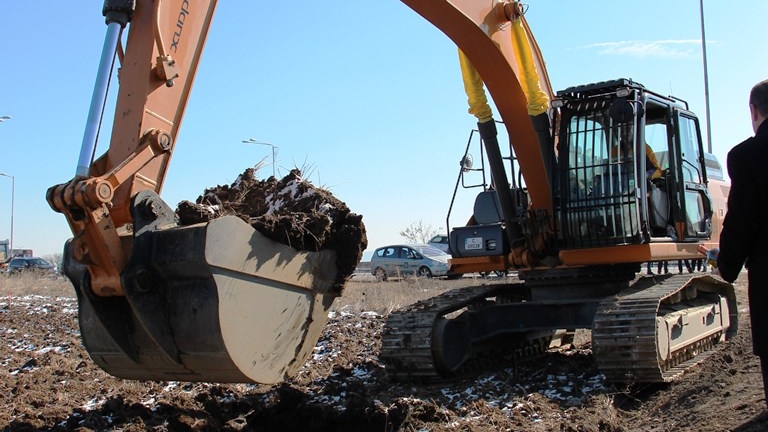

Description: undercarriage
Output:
[380,266,737,382]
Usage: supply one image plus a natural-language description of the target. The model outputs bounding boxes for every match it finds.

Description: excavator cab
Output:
[553,79,714,249]
[446,80,715,264]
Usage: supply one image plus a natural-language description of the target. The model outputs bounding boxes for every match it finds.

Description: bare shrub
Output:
[1,273,73,300]
[399,219,439,244]
[332,276,503,315]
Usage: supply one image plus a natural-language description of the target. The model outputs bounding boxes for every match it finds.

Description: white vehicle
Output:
[427,235,451,255]
[370,244,452,280]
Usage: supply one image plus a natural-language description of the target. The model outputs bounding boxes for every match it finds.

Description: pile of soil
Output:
[175,168,367,291]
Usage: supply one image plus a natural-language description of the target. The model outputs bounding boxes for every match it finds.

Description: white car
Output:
[427,234,451,255]
[370,244,452,280]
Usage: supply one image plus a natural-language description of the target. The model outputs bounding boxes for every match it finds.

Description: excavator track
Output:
[381,272,736,383]
[593,273,737,382]
[381,284,552,382]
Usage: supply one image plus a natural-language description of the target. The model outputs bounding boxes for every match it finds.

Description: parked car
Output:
[370,244,452,281]
[6,256,57,276]
[427,234,451,255]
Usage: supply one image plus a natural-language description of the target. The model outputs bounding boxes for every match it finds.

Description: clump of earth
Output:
[175,167,367,292]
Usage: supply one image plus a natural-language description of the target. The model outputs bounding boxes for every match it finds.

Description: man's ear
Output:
[750,104,760,133]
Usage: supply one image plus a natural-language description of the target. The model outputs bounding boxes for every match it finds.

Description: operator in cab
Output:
[610,126,663,181]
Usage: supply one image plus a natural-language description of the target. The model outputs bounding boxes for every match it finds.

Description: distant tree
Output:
[399,220,439,244]
[43,253,63,267]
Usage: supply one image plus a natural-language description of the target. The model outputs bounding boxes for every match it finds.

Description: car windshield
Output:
[29,258,50,266]
[413,246,447,257]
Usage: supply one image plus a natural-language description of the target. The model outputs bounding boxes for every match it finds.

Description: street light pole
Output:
[0,173,14,256]
[242,138,278,178]
[699,0,713,154]
[0,122,13,255]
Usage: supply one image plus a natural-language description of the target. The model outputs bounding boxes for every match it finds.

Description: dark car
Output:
[6,257,57,276]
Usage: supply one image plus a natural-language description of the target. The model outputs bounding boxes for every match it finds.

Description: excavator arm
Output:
[48,0,216,297]
[46,0,559,384]
[47,0,344,384]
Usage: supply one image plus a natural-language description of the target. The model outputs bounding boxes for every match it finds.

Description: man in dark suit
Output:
[705,78,768,408]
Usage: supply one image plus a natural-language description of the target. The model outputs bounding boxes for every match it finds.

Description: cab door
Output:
[670,111,712,239]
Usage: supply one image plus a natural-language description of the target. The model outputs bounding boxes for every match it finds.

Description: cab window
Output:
[679,115,703,183]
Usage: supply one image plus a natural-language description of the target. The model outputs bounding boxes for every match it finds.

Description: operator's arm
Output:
[717,144,757,282]
[644,145,663,180]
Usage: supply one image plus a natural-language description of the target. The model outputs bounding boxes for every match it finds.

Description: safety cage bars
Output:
[555,99,643,249]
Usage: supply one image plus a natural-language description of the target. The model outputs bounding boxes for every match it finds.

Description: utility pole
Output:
[0,173,14,256]
[700,0,713,154]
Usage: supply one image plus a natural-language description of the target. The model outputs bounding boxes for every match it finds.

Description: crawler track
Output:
[381,272,737,383]
[380,284,551,382]
[593,274,738,382]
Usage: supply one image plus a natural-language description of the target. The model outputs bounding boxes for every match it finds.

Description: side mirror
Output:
[460,154,474,172]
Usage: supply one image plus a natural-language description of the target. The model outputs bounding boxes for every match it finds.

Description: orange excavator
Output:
[48,0,735,385]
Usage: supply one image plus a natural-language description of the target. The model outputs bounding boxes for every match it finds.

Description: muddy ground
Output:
[1,270,767,432]
[3,171,767,431]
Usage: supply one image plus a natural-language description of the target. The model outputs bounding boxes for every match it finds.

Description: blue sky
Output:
[0,1,765,258]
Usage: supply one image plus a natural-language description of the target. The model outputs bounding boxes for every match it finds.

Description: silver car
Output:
[370,244,451,281]
[427,234,451,255]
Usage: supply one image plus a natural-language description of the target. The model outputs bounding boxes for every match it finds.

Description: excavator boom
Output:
[404,0,555,212]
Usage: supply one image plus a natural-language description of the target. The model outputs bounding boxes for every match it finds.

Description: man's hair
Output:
[749,79,768,116]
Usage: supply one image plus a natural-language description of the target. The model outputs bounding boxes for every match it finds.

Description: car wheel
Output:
[417,266,433,278]
[374,267,387,281]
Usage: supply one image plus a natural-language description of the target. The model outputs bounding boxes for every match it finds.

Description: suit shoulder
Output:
[729,135,763,160]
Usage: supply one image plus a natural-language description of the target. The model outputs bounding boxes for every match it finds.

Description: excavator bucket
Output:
[63,191,339,384]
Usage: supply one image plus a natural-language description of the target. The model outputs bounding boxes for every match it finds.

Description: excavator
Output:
[48,0,735,385]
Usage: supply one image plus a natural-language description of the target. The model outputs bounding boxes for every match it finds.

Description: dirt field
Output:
[1,270,767,432]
